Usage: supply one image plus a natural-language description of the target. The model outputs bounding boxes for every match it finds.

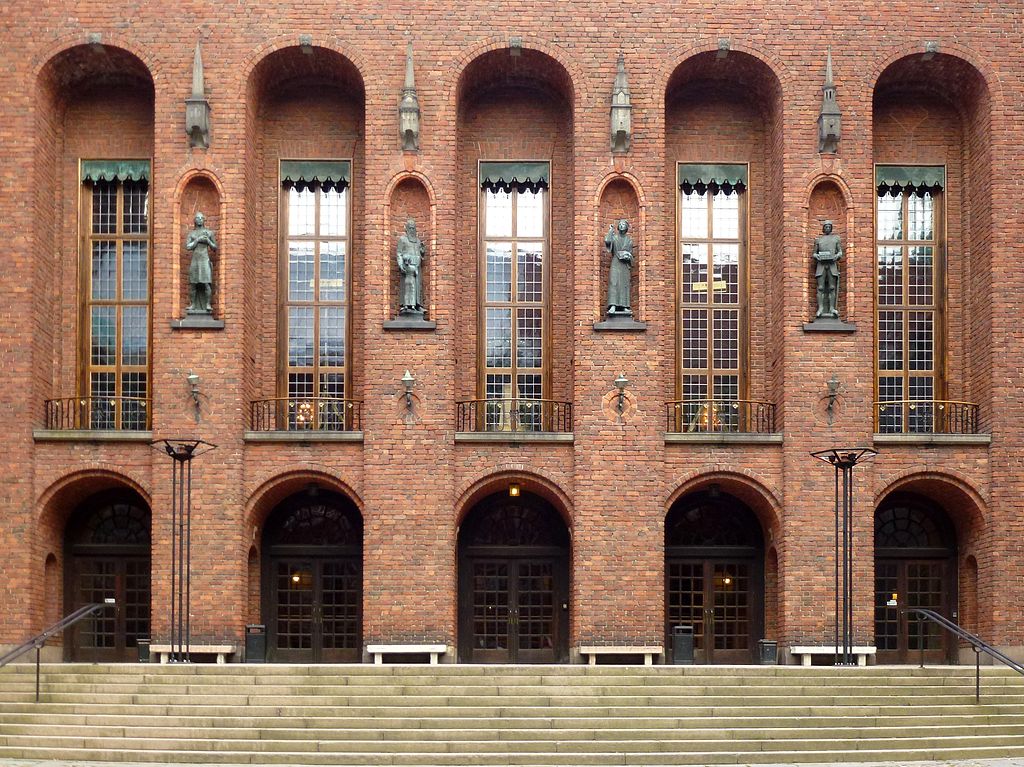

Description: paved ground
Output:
[1,760,1024,767]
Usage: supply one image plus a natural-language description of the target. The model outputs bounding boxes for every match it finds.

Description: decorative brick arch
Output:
[38,466,151,520]
[32,35,161,83]
[869,43,999,105]
[384,170,437,207]
[658,38,791,102]
[873,468,987,532]
[238,36,370,96]
[245,467,364,530]
[665,467,783,539]
[446,36,587,112]
[802,172,854,209]
[594,171,647,209]
[454,465,573,529]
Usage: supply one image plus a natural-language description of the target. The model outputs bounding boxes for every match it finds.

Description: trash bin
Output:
[137,639,150,663]
[245,624,266,663]
[758,639,778,665]
[672,625,694,665]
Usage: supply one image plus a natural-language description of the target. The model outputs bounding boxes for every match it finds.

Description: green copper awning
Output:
[81,160,150,183]
[281,160,351,190]
[479,161,550,192]
[876,165,945,195]
[678,163,747,190]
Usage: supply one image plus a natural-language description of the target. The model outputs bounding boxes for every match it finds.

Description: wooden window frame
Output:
[476,164,552,403]
[674,163,750,403]
[873,172,947,422]
[78,162,153,430]
[276,160,354,423]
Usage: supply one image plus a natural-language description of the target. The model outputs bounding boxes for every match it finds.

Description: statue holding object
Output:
[397,218,426,318]
[813,220,842,320]
[186,212,217,314]
[605,219,634,317]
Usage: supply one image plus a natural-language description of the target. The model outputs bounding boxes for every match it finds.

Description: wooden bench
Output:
[790,645,877,666]
[366,644,448,664]
[579,646,663,666]
[149,644,237,664]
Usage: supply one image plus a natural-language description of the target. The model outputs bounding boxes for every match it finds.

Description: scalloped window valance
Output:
[677,163,747,195]
[876,165,945,197]
[479,161,550,193]
[81,160,150,183]
[280,160,351,191]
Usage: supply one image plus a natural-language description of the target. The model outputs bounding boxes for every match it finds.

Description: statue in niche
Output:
[813,220,842,319]
[185,211,217,314]
[605,219,634,317]
[396,218,426,318]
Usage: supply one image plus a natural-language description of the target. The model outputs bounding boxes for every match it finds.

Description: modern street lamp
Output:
[810,447,877,666]
[151,438,216,662]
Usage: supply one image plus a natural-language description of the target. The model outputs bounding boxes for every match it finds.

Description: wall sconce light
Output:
[614,372,629,414]
[187,371,201,420]
[402,370,416,409]
[826,374,841,425]
[509,483,521,498]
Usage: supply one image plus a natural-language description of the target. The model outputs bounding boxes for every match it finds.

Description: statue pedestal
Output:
[594,314,647,332]
[803,318,856,333]
[171,314,225,330]
[383,315,436,331]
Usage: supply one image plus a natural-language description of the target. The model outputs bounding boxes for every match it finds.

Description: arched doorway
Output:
[64,490,151,662]
[665,491,765,663]
[458,491,570,663]
[261,490,362,662]
[874,494,957,664]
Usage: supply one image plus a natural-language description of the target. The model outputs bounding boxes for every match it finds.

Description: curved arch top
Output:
[869,44,997,102]
[666,469,783,538]
[454,467,573,529]
[245,468,364,529]
[239,37,370,95]
[33,36,159,84]
[448,37,586,111]
[659,39,790,101]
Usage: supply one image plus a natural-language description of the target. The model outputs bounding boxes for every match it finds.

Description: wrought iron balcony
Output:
[250,397,362,432]
[873,400,981,435]
[456,398,572,433]
[666,399,777,434]
[44,396,151,431]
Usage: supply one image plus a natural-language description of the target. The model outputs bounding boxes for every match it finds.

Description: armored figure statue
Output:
[185,212,217,314]
[605,219,634,317]
[397,218,426,317]
[813,220,842,319]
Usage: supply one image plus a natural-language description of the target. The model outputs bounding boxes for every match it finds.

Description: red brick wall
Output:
[1,4,1019,660]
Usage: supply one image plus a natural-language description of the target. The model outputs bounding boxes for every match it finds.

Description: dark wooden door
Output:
[667,558,757,664]
[462,556,565,663]
[268,557,360,663]
[67,555,150,662]
[875,558,951,664]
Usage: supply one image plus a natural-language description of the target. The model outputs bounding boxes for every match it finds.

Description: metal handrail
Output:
[455,398,573,433]
[249,397,362,431]
[665,399,777,434]
[0,601,115,702]
[908,607,1024,702]
[873,399,981,434]
[44,396,152,430]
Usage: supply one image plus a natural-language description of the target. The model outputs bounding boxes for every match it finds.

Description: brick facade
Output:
[1,2,1021,662]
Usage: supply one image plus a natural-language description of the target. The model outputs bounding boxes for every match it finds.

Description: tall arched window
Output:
[875,167,945,433]
[676,165,747,431]
[80,161,151,430]
[278,161,352,429]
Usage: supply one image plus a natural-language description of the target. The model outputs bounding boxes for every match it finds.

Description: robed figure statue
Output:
[186,211,217,314]
[397,218,426,317]
[605,219,634,317]
[813,220,842,319]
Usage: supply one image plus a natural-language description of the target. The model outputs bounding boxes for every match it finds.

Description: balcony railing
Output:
[456,398,572,433]
[666,399,777,434]
[250,397,362,432]
[44,396,151,431]
[873,400,980,435]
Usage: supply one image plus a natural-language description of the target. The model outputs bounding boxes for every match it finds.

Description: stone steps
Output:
[0,664,1021,765]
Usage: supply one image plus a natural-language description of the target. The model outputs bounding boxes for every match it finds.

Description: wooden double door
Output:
[875,557,953,664]
[666,556,761,664]
[266,555,361,663]
[66,554,150,662]
[459,554,568,663]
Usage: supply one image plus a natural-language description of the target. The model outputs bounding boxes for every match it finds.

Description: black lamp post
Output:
[151,438,215,662]
[810,447,877,666]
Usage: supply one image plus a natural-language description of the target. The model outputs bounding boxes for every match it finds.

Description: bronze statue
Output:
[605,219,634,317]
[813,220,842,319]
[397,218,426,317]
[186,212,217,314]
